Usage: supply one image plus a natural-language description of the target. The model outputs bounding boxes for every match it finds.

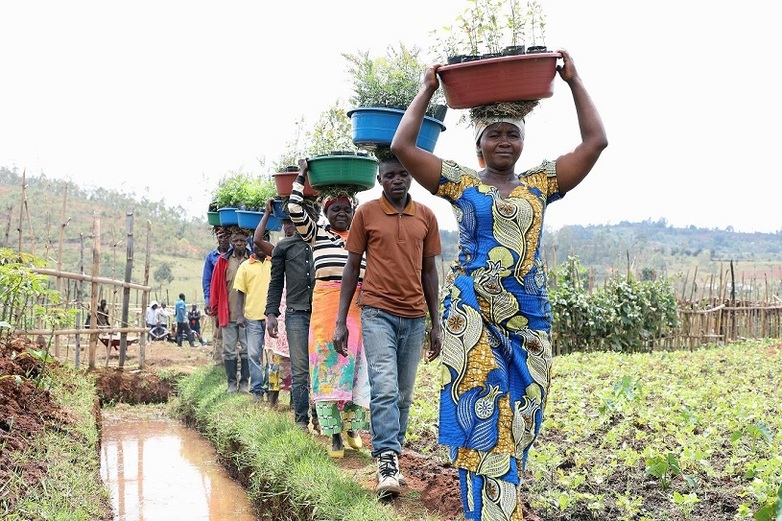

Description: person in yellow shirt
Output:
[235,240,273,401]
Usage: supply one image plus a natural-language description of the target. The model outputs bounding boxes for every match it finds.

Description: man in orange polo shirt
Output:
[334,153,442,497]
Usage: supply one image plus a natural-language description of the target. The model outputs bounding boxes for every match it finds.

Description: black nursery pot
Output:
[502,45,526,56]
[526,45,548,54]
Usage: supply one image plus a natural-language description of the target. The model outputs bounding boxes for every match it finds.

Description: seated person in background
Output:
[85,299,110,328]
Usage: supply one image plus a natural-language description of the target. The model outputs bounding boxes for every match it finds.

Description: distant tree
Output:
[153,262,174,289]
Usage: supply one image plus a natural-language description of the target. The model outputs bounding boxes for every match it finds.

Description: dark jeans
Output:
[285,309,311,425]
[176,322,194,346]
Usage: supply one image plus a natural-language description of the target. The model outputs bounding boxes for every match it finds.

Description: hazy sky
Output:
[2,0,779,233]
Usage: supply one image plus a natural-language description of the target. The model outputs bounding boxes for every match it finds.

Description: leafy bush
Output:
[304,100,357,157]
[343,43,445,118]
[550,255,680,353]
[213,172,276,210]
[432,0,548,58]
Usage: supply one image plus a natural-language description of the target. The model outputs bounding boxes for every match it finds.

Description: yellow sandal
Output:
[345,430,363,450]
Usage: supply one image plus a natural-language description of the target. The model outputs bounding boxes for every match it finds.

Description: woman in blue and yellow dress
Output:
[391,49,607,520]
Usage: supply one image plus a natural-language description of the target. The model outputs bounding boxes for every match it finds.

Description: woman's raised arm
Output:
[551,49,608,194]
[391,65,445,195]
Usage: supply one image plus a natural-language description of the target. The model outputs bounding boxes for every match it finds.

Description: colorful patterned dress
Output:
[288,181,370,436]
[264,290,291,392]
[437,159,559,521]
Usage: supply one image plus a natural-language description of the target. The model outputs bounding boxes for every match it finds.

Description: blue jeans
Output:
[361,306,426,457]
[285,309,312,425]
[246,319,267,395]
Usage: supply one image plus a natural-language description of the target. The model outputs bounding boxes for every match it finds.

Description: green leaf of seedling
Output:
[666,453,681,477]
[598,397,616,414]
[26,348,54,364]
[645,455,668,479]
[747,422,773,444]
[752,483,781,520]
[672,491,700,506]
[613,375,639,401]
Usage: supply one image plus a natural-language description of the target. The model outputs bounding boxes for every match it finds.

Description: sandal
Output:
[345,429,363,450]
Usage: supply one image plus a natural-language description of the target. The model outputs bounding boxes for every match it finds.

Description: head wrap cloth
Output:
[473,117,526,144]
[322,196,353,213]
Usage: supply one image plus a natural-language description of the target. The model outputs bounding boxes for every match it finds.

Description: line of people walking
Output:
[200,155,441,497]
[198,48,606,519]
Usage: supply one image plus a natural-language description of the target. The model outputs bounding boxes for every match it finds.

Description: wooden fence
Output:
[550,258,782,353]
[12,202,153,369]
[672,302,782,349]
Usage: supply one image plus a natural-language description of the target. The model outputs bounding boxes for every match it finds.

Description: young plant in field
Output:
[731,421,774,452]
[0,248,51,342]
[645,452,681,490]
[672,491,701,519]
[752,483,782,521]
[613,375,641,401]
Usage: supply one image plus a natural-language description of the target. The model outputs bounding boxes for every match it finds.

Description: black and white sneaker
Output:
[376,451,402,496]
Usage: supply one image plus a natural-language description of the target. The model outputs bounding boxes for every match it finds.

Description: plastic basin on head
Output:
[235,210,282,232]
[218,207,238,226]
[235,210,262,230]
[437,52,561,109]
[273,171,319,197]
[347,107,446,152]
[307,154,379,190]
[272,198,290,219]
[207,211,220,226]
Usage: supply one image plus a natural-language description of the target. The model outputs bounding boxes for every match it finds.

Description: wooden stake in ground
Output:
[55,185,69,358]
[119,211,134,368]
[88,215,101,369]
[139,220,152,369]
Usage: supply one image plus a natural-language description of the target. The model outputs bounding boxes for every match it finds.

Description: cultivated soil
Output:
[1,336,513,520]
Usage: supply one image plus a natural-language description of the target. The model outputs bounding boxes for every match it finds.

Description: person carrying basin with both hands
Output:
[391,49,608,520]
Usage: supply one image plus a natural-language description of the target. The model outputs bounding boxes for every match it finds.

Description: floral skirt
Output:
[309,280,370,408]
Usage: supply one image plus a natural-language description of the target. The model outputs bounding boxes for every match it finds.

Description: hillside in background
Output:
[541,219,782,286]
[0,166,216,295]
[3,165,781,302]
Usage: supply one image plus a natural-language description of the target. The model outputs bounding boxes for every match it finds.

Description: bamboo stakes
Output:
[118,211,134,368]
[88,215,100,369]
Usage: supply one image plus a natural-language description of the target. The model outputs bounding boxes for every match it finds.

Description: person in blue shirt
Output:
[175,293,195,347]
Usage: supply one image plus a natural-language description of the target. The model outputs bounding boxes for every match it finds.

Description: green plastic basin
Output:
[307,154,378,189]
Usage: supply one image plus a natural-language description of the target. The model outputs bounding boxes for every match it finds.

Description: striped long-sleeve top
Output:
[288,176,366,282]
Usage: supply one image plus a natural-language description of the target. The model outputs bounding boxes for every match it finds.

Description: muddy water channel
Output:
[100,411,256,520]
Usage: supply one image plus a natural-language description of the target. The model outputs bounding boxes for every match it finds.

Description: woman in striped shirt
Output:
[287,159,370,458]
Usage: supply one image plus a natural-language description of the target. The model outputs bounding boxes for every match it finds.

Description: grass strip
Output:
[173,366,435,521]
